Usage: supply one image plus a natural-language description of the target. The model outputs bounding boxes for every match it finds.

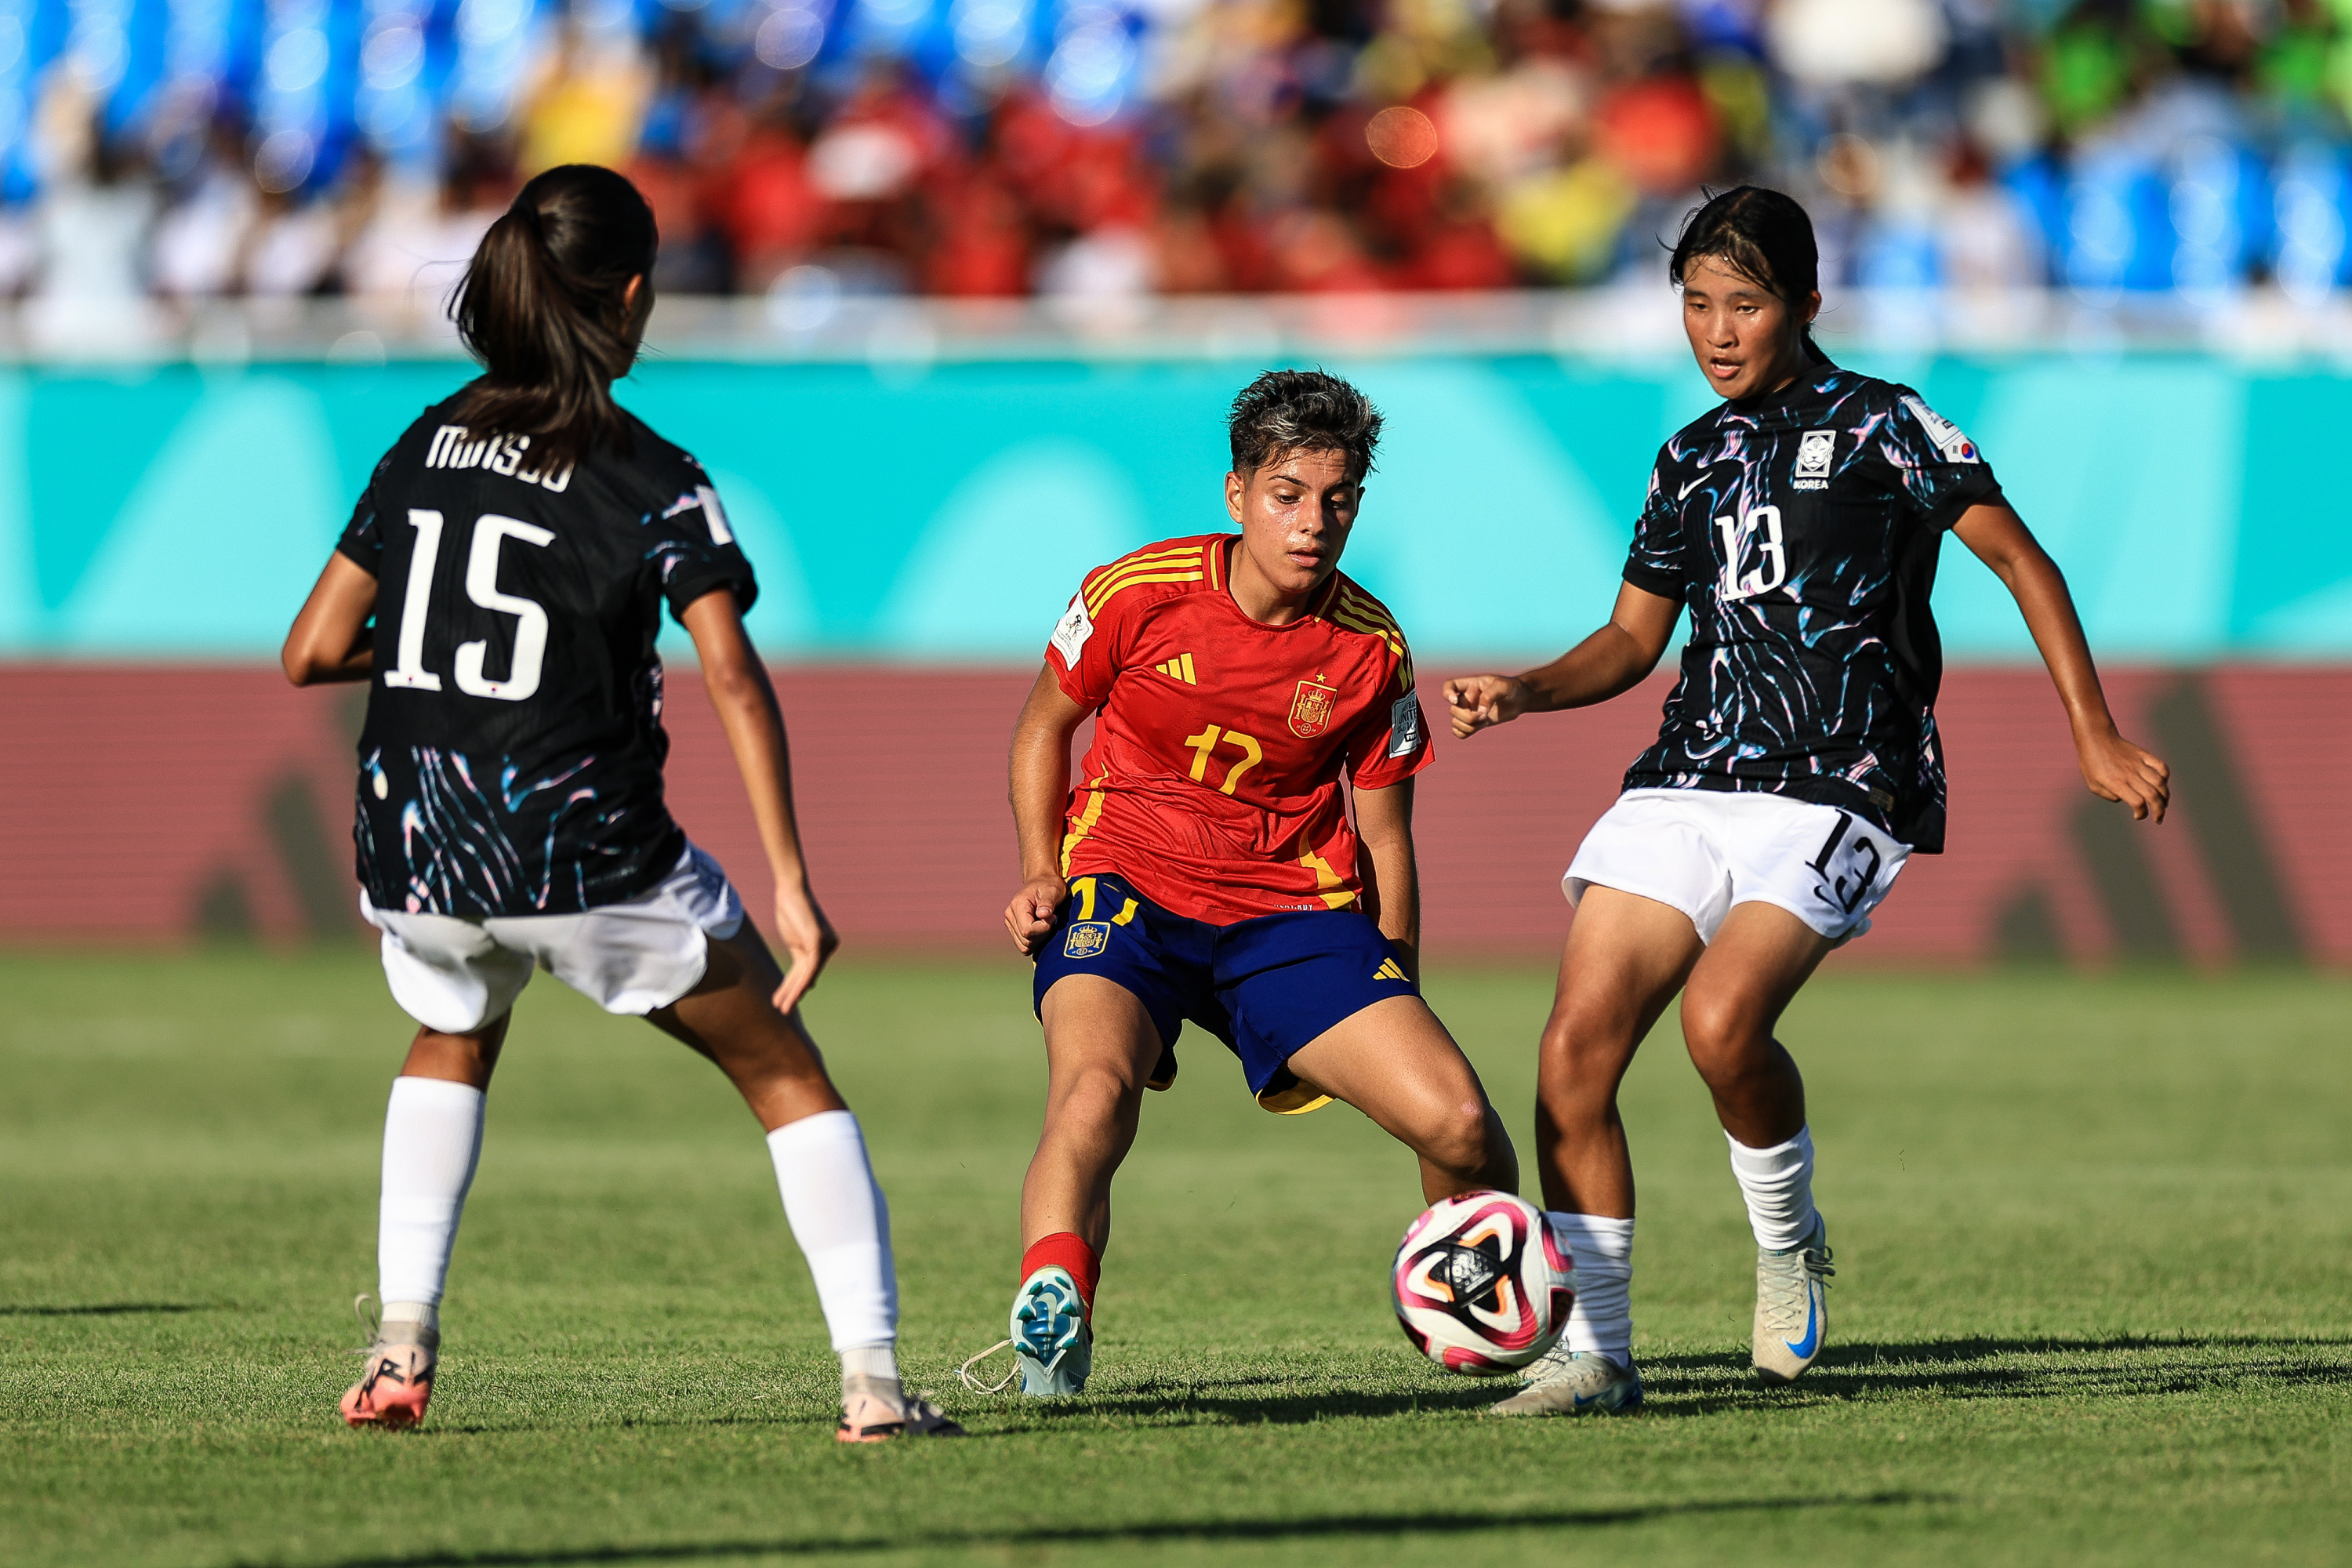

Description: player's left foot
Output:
[1752,1215,1834,1385]
[836,1377,967,1442]
[340,1298,437,1428]
[1010,1264,1091,1396]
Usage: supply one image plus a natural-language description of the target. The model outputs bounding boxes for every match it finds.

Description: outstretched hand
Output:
[1005,873,1069,956]
[2078,728,2171,823]
[769,883,840,1016]
[1444,674,1530,739]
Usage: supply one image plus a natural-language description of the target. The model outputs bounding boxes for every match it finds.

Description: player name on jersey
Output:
[423,425,575,493]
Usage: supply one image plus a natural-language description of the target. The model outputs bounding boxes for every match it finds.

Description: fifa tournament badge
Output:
[1288,676,1338,739]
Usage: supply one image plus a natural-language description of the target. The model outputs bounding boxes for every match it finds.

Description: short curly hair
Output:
[1227,368,1383,480]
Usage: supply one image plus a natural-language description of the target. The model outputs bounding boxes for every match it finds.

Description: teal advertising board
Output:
[0,352,2345,661]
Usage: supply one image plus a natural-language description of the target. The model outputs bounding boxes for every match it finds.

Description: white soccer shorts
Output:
[359,844,746,1034]
[1565,788,1911,945]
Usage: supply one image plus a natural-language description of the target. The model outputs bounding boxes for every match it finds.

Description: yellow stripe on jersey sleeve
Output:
[1086,550,1206,615]
[1333,589,1415,691]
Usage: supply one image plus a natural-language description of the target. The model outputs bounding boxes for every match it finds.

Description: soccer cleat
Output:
[1486,1346,1643,1416]
[340,1297,437,1429]
[1010,1264,1092,1396]
[836,1377,967,1443]
[1752,1215,1835,1385]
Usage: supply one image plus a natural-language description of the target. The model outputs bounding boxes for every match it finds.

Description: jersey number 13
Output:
[381,509,554,702]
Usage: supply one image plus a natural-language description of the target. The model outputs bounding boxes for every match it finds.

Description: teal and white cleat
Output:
[1753,1215,1834,1385]
[1011,1264,1091,1396]
[1487,1345,1642,1416]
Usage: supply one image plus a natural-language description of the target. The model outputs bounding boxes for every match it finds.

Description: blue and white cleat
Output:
[1753,1215,1834,1385]
[1486,1346,1642,1416]
[1010,1264,1091,1396]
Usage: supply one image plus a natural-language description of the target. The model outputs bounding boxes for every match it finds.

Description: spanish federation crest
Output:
[1289,677,1338,739]
[1063,922,1109,960]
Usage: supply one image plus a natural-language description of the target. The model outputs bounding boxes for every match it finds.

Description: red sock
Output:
[1020,1232,1100,1322]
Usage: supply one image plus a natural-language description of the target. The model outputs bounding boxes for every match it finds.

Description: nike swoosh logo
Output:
[1675,473,1715,501]
[1784,1290,1822,1359]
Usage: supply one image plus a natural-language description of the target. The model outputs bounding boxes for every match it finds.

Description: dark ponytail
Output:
[448,164,659,470]
[1668,186,1826,364]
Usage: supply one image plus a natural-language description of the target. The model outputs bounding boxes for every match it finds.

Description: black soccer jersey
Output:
[1619,363,2000,854]
[336,390,757,917]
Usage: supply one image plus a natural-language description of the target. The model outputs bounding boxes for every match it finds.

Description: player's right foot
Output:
[1010,1263,1091,1396]
[1752,1215,1834,1385]
[341,1299,438,1428]
[1487,1345,1642,1416]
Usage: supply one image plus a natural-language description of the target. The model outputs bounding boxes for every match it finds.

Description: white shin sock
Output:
[376,1076,487,1313]
[765,1110,899,1355]
[1726,1127,1819,1252]
[1548,1213,1634,1366]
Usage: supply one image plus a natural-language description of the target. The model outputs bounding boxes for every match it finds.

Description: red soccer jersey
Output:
[1043,533,1433,926]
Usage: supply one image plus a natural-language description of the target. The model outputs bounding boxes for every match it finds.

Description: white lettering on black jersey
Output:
[339,390,757,916]
[1620,365,2000,854]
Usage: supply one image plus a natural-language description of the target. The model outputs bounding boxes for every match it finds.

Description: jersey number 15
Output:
[381,509,554,702]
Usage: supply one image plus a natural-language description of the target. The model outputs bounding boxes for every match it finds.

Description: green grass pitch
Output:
[2,950,2347,1567]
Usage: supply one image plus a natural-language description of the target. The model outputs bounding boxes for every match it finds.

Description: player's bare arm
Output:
[1445,583,1681,738]
[681,588,840,1014]
[1352,777,1421,982]
[1953,501,2171,823]
[281,550,378,686]
[1005,665,1089,954]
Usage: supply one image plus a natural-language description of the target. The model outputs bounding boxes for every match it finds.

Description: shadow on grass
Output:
[287,1491,1931,1566]
[1635,1333,2352,1417]
[0,1302,205,1316]
[967,1333,2352,1428]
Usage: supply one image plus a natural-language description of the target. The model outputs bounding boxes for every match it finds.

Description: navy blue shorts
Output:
[1031,872,1420,1112]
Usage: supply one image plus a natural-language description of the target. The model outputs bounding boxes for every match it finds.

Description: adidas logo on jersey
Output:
[1154,654,1198,684]
[425,425,575,493]
[1372,957,1408,982]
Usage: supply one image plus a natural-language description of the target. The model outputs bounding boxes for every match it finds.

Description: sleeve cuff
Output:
[664,571,759,622]
[1927,478,2003,533]
[1621,561,1682,599]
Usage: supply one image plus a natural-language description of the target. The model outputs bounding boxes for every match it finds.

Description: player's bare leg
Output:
[1284,996,1517,1200]
[1680,902,1840,1385]
[997,975,1162,1396]
[1498,887,1699,1417]
[1022,975,1165,1254]
[648,924,847,1132]
[1532,887,1704,1218]
[654,922,960,1440]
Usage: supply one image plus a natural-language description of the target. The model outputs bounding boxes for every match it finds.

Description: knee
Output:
[1537,1007,1634,1105]
[1419,1094,1498,1178]
[1679,988,1766,1083]
[1046,1063,1144,1132]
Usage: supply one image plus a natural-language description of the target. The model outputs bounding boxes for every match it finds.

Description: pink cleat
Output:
[836,1376,965,1443]
[340,1298,437,1429]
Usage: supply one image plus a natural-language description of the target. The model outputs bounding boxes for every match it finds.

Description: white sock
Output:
[1548,1213,1634,1367]
[765,1110,898,1353]
[376,1076,486,1309]
[1726,1127,1819,1252]
[840,1342,900,1399]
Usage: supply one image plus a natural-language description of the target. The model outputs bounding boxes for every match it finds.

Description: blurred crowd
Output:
[5,0,2352,313]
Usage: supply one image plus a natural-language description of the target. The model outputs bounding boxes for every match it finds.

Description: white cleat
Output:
[1487,1345,1642,1416]
[1753,1215,1834,1385]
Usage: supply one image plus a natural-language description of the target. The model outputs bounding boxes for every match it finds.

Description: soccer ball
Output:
[1390,1190,1571,1375]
